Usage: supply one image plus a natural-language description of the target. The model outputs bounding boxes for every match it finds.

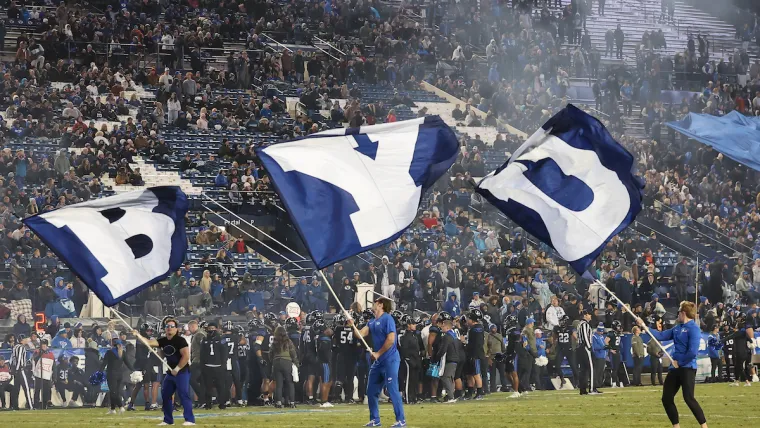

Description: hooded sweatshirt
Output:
[443,292,461,317]
[52,331,72,349]
[54,277,72,300]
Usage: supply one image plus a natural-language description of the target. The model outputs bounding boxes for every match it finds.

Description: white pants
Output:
[32,55,44,69]
[381,284,395,298]
[446,287,460,303]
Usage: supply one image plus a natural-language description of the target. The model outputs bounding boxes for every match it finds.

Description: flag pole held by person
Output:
[596,280,674,362]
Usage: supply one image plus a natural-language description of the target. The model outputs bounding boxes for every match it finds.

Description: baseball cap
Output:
[525,317,535,325]
[652,293,659,300]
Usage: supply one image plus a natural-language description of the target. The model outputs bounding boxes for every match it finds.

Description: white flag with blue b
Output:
[23,187,189,306]
[475,105,644,273]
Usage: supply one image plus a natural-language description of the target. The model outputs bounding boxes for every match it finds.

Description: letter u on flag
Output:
[23,187,189,306]
[475,105,644,273]
[257,116,459,268]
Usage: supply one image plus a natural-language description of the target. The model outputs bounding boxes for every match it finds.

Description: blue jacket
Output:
[54,277,73,300]
[443,292,461,317]
[707,333,723,359]
[650,320,701,370]
[536,337,546,357]
[52,333,72,349]
[592,333,607,359]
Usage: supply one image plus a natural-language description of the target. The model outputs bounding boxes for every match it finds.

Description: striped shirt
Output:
[577,320,593,350]
[11,344,29,372]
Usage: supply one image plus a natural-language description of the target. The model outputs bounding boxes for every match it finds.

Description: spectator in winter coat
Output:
[12,314,31,338]
[646,294,666,318]
[54,276,73,300]
[52,329,72,349]
[443,291,461,317]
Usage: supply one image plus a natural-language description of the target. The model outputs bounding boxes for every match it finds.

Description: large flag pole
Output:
[595,280,674,362]
[111,307,169,370]
[318,270,373,353]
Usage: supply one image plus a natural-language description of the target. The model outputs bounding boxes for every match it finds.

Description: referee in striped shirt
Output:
[576,310,595,395]
[11,334,34,410]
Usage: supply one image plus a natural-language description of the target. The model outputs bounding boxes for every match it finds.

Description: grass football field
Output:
[3,384,754,427]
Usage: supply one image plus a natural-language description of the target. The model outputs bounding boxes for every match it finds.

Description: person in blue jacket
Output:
[443,292,461,318]
[591,323,608,393]
[639,301,707,428]
[52,329,72,349]
[706,324,723,383]
[54,277,73,300]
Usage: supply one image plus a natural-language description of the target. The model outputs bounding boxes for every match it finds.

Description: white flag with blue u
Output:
[257,117,459,268]
[475,105,644,273]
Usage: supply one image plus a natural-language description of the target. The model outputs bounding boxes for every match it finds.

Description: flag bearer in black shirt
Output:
[135,317,195,426]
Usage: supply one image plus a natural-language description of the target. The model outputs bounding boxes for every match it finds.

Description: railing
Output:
[655,202,754,255]
[200,196,312,274]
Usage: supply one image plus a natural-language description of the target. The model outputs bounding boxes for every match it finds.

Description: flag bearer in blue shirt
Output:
[350,297,406,428]
[639,301,707,428]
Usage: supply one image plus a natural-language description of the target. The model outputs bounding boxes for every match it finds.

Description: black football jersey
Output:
[222,334,239,370]
[555,325,573,346]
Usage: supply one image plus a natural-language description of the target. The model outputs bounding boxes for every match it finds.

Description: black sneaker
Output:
[289,403,297,409]
[126,405,136,412]
[474,395,484,401]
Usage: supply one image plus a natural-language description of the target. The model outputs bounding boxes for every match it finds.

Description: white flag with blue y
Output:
[475,105,644,273]
[257,116,459,268]
[23,187,189,306]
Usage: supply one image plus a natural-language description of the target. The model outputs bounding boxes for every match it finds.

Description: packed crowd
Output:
[0,0,755,365]
[0,297,756,412]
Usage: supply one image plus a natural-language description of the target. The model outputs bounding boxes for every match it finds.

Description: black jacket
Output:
[100,348,134,379]
[399,330,423,367]
[434,331,460,364]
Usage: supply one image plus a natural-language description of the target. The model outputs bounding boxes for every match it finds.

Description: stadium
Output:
[0,0,759,427]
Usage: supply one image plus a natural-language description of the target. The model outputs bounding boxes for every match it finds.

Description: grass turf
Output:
[2,384,755,427]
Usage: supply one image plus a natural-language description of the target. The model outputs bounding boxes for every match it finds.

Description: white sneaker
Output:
[119,407,126,414]
[589,391,601,395]
[520,391,528,397]
[508,392,520,398]
[157,423,172,426]
[320,402,334,408]
[107,410,116,415]
[730,381,740,387]
[446,398,457,403]
[182,423,196,426]
[237,400,244,406]
[744,382,752,387]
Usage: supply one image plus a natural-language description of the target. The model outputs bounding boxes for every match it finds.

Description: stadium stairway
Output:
[578,0,758,67]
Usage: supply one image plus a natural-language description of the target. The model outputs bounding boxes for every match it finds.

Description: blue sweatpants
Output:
[161,369,195,424]
[367,356,405,424]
